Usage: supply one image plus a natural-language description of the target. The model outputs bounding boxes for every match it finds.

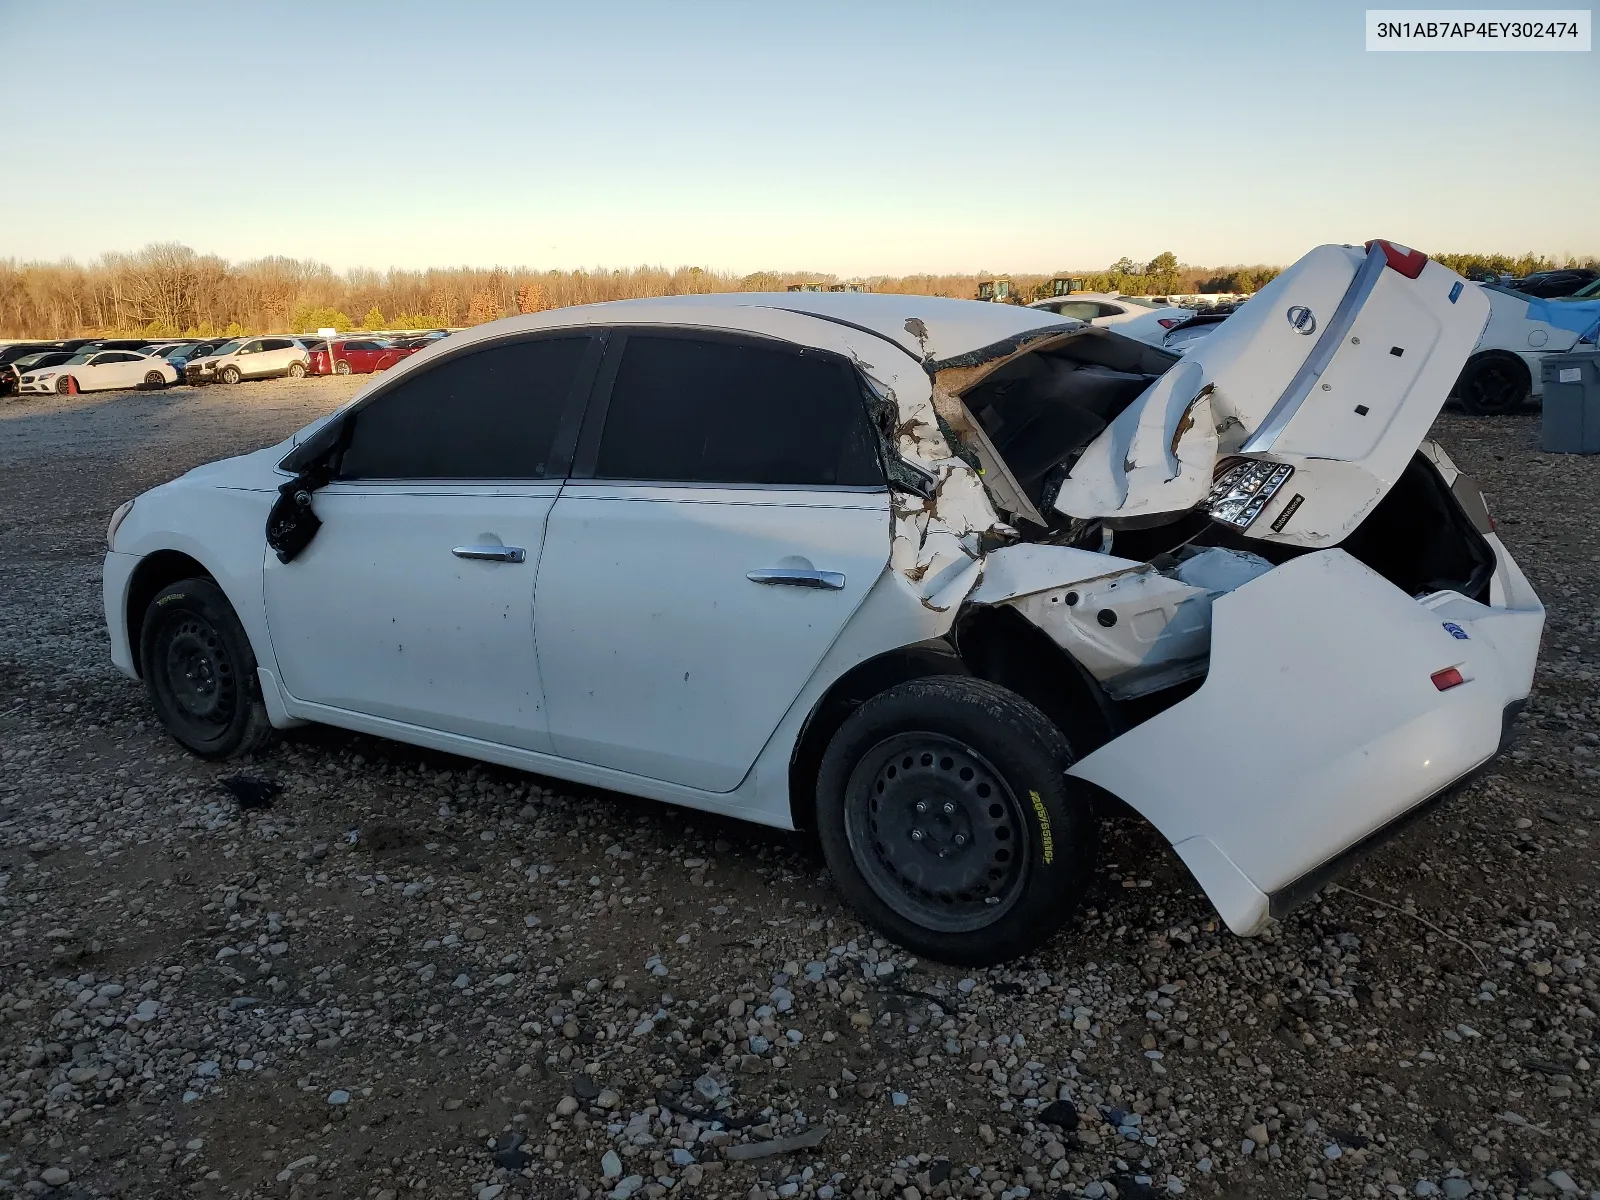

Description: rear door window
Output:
[337,336,591,480]
[591,333,883,488]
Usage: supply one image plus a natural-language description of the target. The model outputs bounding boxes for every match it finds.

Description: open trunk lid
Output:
[1050,241,1491,547]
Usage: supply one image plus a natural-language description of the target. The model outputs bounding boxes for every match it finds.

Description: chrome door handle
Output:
[452,544,526,563]
[747,568,845,590]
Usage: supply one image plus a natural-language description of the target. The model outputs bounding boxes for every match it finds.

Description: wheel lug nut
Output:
[954,834,966,846]
[914,801,927,813]
[942,801,955,814]
[910,829,924,842]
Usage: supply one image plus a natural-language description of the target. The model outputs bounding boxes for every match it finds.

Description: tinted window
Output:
[262,338,293,351]
[338,336,589,480]
[594,334,882,487]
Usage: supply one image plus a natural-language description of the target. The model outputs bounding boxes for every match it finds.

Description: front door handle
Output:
[452,544,526,563]
[747,568,845,590]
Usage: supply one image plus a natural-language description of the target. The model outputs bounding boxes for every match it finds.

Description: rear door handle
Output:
[452,544,526,563]
[747,568,845,590]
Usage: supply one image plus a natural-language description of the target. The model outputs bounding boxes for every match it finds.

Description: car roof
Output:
[441,292,1074,366]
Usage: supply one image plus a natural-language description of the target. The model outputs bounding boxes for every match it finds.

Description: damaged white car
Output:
[103,240,1543,965]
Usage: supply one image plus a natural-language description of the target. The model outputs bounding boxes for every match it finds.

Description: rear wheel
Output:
[816,676,1097,965]
[143,370,166,388]
[139,577,276,759]
[287,361,307,379]
[334,360,352,375]
[220,365,241,385]
[1457,353,1529,415]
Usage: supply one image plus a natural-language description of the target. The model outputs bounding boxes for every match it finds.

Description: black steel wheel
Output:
[1457,353,1529,415]
[817,675,1097,965]
[845,732,1029,933]
[139,577,276,759]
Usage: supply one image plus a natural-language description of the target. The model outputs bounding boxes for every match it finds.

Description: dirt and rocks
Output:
[0,379,1596,1200]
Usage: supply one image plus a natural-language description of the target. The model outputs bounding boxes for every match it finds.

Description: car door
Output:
[262,332,601,750]
[89,351,139,389]
[259,337,296,374]
[533,328,891,793]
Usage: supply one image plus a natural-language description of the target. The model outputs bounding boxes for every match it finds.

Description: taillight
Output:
[1431,667,1465,692]
[1158,317,1181,329]
[1365,239,1428,279]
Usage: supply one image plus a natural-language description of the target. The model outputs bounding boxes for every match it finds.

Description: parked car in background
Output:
[308,338,418,376]
[156,342,224,378]
[103,240,1541,964]
[2,350,79,396]
[1502,268,1597,299]
[187,337,310,385]
[1028,293,1175,326]
[1453,285,1600,414]
[18,349,177,395]
[1159,311,1234,355]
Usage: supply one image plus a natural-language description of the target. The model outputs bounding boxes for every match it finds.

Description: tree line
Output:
[1,243,1593,339]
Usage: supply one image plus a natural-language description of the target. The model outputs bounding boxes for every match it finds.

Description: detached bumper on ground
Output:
[1068,540,1543,935]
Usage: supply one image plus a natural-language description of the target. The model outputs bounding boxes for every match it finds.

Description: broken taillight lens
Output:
[1364,239,1429,279]
[1158,317,1182,329]
[1205,459,1295,530]
[1431,667,1465,692]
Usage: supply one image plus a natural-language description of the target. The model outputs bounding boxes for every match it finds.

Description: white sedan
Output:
[102,241,1542,965]
[1453,284,1600,414]
[19,349,178,395]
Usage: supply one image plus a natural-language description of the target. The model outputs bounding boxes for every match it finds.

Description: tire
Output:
[220,365,241,385]
[287,361,307,379]
[334,360,352,375]
[138,577,276,759]
[1457,353,1529,415]
[816,676,1097,965]
[56,376,75,395]
[143,370,166,388]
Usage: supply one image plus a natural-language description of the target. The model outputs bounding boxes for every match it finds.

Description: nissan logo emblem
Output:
[1286,305,1317,336]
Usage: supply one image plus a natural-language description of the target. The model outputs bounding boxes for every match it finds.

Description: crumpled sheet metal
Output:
[1052,359,1218,522]
[861,357,1011,613]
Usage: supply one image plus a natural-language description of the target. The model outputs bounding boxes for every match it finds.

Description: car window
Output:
[337,336,591,480]
[1056,301,1104,321]
[262,338,293,351]
[593,334,883,488]
[1096,303,1129,318]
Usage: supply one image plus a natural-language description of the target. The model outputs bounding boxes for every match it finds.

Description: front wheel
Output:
[139,577,276,759]
[816,676,1097,965]
[220,365,241,385]
[287,361,307,378]
[143,370,166,388]
[56,376,76,395]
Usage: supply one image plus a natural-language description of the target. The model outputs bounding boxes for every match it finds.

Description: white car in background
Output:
[1453,284,1600,414]
[1028,294,1197,350]
[17,349,177,395]
[187,336,311,385]
[102,241,1541,965]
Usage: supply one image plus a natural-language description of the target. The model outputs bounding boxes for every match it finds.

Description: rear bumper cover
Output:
[1068,542,1542,935]
[1266,698,1523,921]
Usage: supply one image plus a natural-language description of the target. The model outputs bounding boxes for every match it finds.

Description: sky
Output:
[0,0,1594,275]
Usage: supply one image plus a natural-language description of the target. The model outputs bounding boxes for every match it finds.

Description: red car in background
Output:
[308,338,417,376]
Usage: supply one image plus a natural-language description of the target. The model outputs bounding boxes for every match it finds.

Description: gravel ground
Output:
[0,381,1596,1200]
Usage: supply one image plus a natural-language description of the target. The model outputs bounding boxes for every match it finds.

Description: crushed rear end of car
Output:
[921,241,1544,934]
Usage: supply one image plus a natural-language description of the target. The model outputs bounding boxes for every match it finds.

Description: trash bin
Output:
[1541,350,1600,454]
